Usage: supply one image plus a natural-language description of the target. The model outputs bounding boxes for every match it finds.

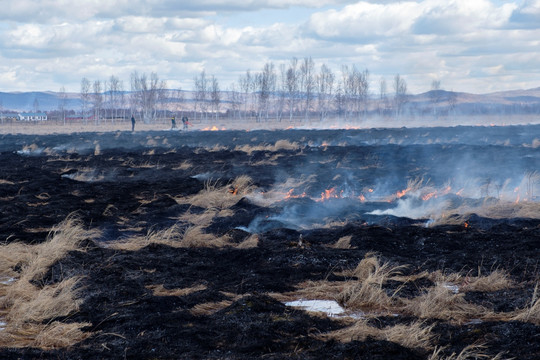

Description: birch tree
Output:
[80,78,91,124]
[210,75,221,120]
[93,80,102,125]
[393,74,408,118]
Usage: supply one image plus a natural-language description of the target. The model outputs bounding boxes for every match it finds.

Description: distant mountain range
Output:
[1,88,539,114]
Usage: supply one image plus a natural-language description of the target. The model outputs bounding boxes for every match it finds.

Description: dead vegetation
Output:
[176,175,255,211]
[147,284,207,297]
[108,224,232,251]
[0,215,98,349]
[318,319,435,350]
[234,140,301,155]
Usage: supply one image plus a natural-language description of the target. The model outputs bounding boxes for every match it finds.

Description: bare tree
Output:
[286,57,299,121]
[393,74,408,118]
[172,88,184,117]
[108,75,121,123]
[239,70,253,120]
[316,63,335,121]
[210,75,221,121]
[299,57,315,121]
[58,86,67,125]
[131,71,162,123]
[254,62,276,122]
[275,64,288,122]
[93,80,103,125]
[227,83,241,120]
[194,70,208,121]
[80,78,91,124]
[379,77,388,116]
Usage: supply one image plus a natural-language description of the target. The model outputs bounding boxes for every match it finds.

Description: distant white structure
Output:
[18,112,48,121]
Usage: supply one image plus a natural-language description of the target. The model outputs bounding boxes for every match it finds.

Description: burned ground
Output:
[0,126,539,359]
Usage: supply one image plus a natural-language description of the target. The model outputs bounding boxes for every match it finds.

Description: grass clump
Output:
[0,215,98,349]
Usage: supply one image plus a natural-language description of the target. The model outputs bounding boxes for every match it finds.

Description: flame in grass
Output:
[202,126,224,131]
[285,189,307,199]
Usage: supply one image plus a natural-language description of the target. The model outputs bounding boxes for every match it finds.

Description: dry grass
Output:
[429,269,513,293]
[109,224,232,251]
[190,300,234,316]
[147,284,207,297]
[180,226,231,248]
[236,234,259,249]
[511,283,540,325]
[402,284,490,324]
[329,235,353,249]
[0,215,98,349]
[318,319,435,350]
[428,344,507,360]
[178,208,234,228]
[172,160,192,170]
[234,140,300,155]
[177,175,255,210]
[0,179,15,185]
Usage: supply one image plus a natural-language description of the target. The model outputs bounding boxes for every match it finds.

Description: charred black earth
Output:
[0,125,539,359]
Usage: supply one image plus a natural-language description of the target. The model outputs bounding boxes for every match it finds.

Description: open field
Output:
[0,125,539,359]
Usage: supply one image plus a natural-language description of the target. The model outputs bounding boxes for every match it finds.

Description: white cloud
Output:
[307,2,421,40]
[0,0,539,94]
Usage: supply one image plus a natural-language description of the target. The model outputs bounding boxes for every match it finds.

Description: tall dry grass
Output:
[234,140,301,155]
[109,224,232,251]
[177,175,255,211]
[511,283,540,325]
[318,319,435,350]
[428,344,506,360]
[402,284,490,324]
[0,215,98,349]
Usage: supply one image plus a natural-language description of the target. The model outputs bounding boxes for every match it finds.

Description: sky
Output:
[0,0,539,94]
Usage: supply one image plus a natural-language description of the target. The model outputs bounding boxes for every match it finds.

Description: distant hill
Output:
[0,91,81,112]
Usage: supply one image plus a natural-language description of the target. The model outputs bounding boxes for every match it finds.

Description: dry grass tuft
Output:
[236,234,259,249]
[172,160,192,170]
[190,300,234,316]
[403,284,489,324]
[428,344,507,360]
[0,215,98,349]
[429,269,513,293]
[147,284,207,297]
[511,283,540,325]
[180,226,231,248]
[235,140,301,155]
[329,235,353,249]
[109,224,231,251]
[344,252,407,282]
[5,277,83,325]
[178,175,255,211]
[319,319,435,350]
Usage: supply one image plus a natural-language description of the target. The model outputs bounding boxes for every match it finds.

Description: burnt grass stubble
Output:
[0,126,539,359]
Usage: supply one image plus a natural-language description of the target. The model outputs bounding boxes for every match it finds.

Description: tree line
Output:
[72,57,523,125]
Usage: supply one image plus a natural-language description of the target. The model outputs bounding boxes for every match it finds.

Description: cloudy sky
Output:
[1,0,539,94]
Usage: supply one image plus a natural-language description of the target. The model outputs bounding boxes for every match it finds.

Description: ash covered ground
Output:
[0,126,539,359]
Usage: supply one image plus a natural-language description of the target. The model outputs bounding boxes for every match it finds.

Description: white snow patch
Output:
[0,277,16,285]
[441,282,460,294]
[285,299,364,319]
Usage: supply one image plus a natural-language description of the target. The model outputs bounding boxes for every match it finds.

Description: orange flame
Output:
[285,189,307,199]
[422,192,436,201]
[318,187,341,202]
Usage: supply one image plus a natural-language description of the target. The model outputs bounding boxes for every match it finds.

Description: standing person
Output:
[131,115,136,131]
[171,116,177,129]
[182,116,189,130]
